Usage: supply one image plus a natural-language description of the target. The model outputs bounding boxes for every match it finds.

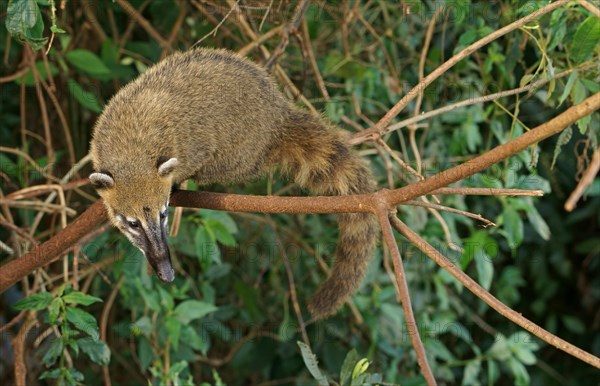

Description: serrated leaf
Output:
[551,126,572,169]
[571,16,600,63]
[63,291,103,306]
[79,337,111,366]
[65,306,99,340]
[340,349,358,385]
[297,341,328,386]
[65,49,111,76]
[13,291,52,310]
[174,300,217,324]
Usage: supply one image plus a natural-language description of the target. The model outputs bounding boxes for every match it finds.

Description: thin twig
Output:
[565,147,600,211]
[403,200,496,227]
[115,0,170,48]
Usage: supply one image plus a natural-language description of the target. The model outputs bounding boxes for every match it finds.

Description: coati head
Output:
[89,157,178,282]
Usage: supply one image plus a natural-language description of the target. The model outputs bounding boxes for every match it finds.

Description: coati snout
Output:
[89,158,178,282]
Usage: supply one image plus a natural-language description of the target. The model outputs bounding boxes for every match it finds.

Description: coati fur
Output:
[89,48,378,319]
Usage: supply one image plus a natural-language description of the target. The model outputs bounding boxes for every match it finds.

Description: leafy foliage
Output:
[0,1,598,385]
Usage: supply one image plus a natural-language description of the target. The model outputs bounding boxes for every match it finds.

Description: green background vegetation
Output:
[0,1,599,385]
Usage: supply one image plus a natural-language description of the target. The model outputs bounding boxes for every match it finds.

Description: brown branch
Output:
[1,92,597,294]
[389,216,600,369]
[352,0,571,143]
[377,206,436,385]
[0,200,107,292]
[114,0,170,48]
[264,0,311,69]
[565,147,600,211]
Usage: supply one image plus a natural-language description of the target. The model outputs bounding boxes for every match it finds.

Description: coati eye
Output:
[128,220,140,228]
[160,211,167,219]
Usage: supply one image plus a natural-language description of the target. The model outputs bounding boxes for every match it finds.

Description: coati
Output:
[89,48,378,319]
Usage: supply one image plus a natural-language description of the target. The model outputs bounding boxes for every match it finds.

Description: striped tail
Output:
[277,110,379,319]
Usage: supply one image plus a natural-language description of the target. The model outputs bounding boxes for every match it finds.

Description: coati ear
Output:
[157,157,178,177]
[89,172,115,189]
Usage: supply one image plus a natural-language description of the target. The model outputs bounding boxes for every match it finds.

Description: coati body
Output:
[90,48,378,319]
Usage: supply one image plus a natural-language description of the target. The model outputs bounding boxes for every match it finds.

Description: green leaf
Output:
[48,297,62,324]
[62,291,103,306]
[181,325,208,353]
[571,16,600,63]
[340,349,358,386]
[67,79,103,113]
[487,337,511,361]
[551,127,572,169]
[165,317,182,350]
[169,361,188,378]
[462,360,481,386]
[134,279,161,312]
[39,369,61,380]
[79,337,111,366]
[503,204,524,247]
[6,0,48,50]
[195,226,221,266]
[68,368,85,382]
[525,205,551,240]
[297,341,328,386]
[50,25,66,34]
[561,315,585,334]
[475,247,494,291]
[65,49,111,76]
[13,291,52,310]
[158,286,175,311]
[558,71,578,106]
[174,300,217,324]
[199,209,238,234]
[132,316,153,337]
[511,344,536,365]
[205,219,236,246]
[65,306,99,340]
[42,338,63,366]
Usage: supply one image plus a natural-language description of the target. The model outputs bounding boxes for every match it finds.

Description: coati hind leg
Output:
[276,109,379,319]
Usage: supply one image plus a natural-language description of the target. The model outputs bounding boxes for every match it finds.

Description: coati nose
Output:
[157,266,175,282]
